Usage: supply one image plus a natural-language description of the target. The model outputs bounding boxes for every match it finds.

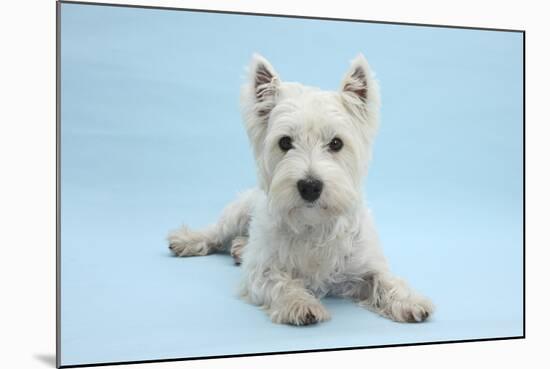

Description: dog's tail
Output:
[167,189,257,262]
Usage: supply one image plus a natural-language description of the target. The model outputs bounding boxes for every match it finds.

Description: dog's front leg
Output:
[337,211,434,323]
[244,270,330,326]
[347,271,434,323]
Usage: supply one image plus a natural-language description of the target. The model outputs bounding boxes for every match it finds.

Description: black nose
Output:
[297,178,323,202]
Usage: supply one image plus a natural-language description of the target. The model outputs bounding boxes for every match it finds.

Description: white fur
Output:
[168,54,434,325]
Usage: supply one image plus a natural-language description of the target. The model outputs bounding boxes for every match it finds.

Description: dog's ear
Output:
[340,54,380,124]
[341,54,371,102]
[241,54,282,189]
[247,53,280,121]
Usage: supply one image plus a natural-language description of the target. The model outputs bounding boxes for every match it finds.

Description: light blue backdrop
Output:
[60,3,524,366]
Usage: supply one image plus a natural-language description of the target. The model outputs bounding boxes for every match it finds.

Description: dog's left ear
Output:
[340,54,380,123]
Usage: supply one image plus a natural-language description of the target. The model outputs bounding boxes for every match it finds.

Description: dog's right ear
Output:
[247,53,280,122]
[241,54,281,190]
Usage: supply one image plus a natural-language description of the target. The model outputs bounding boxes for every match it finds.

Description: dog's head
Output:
[241,54,380,228]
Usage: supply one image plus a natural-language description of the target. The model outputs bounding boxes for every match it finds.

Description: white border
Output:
[60,0,527,30]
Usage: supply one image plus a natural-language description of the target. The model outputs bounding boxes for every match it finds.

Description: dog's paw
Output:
[269,299,330,326]
[230,236,248,265]
[387,295,434,323]
[167,226,213,257]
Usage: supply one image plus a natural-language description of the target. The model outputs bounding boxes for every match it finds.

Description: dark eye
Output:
[278,136,293,151]
[329,137,343,152]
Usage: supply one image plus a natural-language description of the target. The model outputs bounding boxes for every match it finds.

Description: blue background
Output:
[60,3,524,366]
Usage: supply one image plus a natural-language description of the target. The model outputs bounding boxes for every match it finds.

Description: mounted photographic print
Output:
[57,1,525,367]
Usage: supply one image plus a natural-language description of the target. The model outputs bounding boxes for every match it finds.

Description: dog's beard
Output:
[267,178,360,233]
[289,202,328,225]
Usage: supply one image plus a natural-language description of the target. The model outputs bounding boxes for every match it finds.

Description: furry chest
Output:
[282,235,354,294]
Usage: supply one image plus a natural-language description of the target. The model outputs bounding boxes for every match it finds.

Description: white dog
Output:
[168,54,434,326]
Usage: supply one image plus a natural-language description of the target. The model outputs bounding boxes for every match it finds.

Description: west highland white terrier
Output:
[168,54,434,326]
